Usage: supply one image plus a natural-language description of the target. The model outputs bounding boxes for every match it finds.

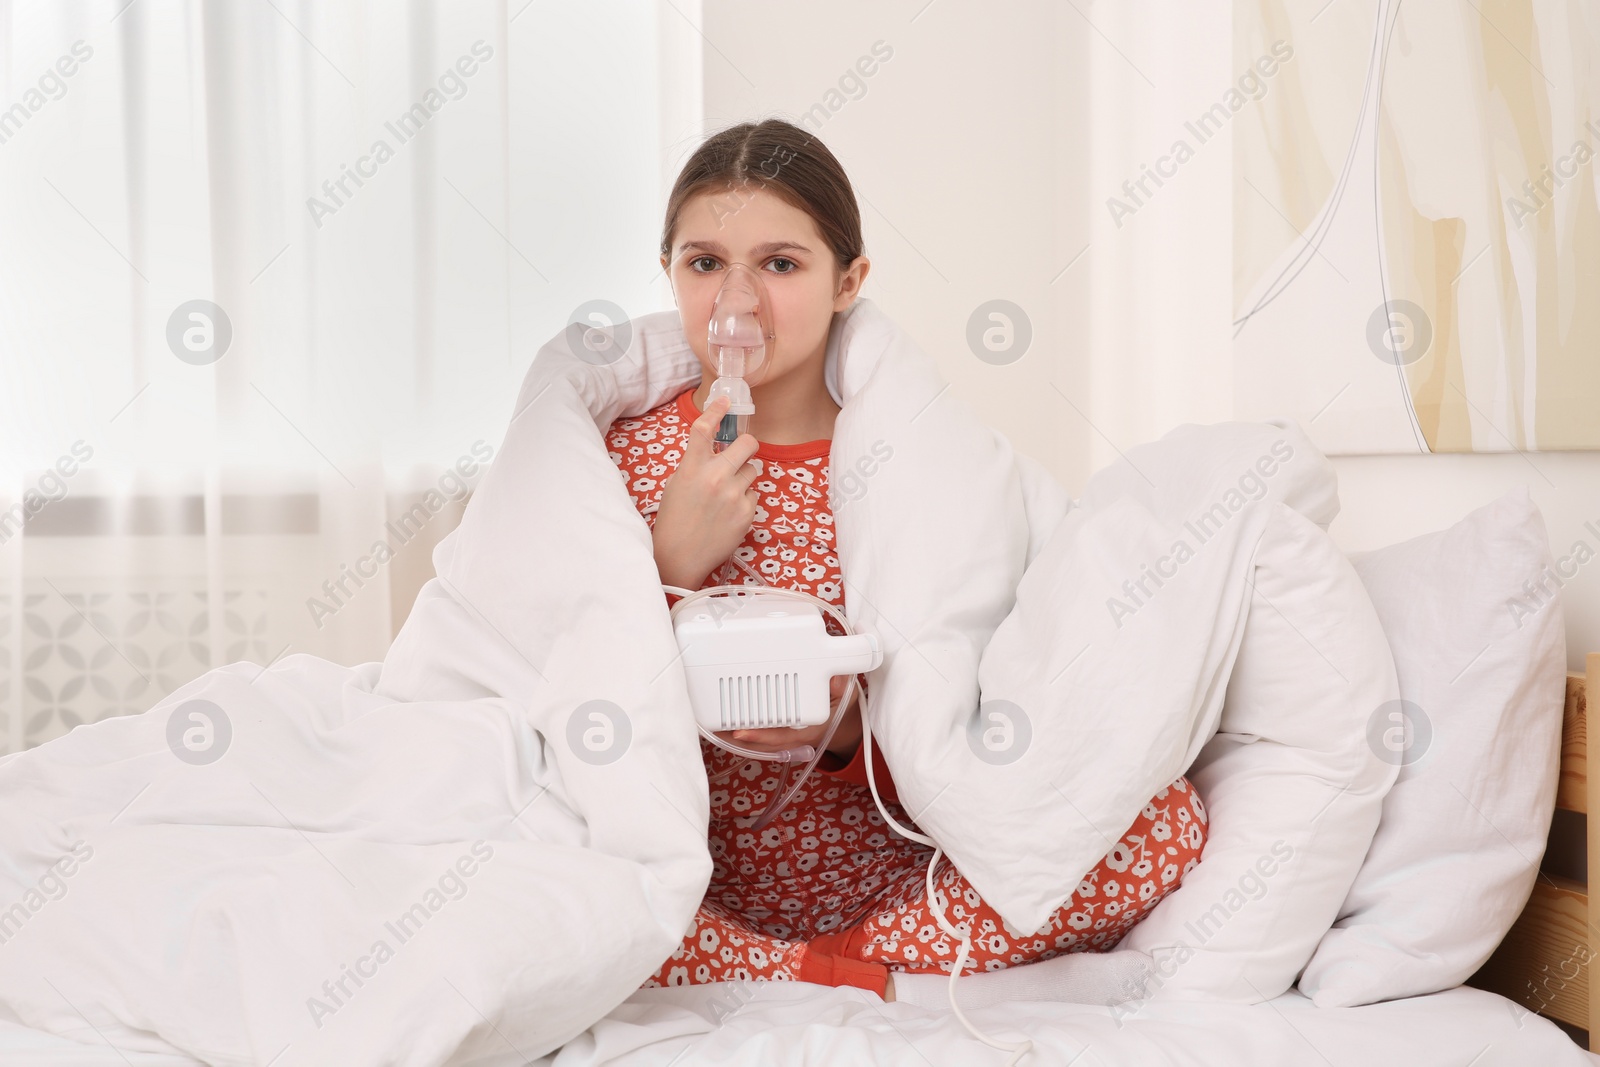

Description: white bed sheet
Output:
[4,984,1592,1066]
[542,984,1598,1067]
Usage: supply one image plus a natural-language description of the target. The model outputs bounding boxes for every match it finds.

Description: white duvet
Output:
[0,300,1400,1064]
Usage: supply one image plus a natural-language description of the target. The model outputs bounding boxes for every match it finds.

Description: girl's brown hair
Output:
[660,119,864,274]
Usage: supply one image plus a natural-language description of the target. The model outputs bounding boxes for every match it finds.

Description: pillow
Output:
[1297,487,1566,1007]
[1118,503,1400,1002]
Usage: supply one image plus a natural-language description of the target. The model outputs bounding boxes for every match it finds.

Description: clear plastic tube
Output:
[663,578,861,832]
[659,584,1031,1062]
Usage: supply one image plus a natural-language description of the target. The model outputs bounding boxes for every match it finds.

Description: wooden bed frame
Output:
[1468,653,1600,1047]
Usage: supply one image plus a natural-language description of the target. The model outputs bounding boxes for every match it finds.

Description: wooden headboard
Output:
[1468,652,1599,1047]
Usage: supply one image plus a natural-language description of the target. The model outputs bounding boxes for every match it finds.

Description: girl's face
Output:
[660,185,868,390]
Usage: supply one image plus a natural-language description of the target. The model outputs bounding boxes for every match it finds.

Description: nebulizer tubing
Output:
[657,548,860,832]
[650,258,1032,1062]
[662,568,1033,1065]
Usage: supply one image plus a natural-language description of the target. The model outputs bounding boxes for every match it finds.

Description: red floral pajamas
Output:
[640,738,1209,996]
[609,387,1210,999]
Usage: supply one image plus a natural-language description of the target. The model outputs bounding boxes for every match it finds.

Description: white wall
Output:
[698,0,1598,669]
[699,0,1092,488]
[1330,456,1600,671]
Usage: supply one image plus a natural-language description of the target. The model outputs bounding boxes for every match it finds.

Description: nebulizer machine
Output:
[654,262,1036,1065]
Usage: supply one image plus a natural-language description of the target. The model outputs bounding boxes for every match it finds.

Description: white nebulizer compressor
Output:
[673,590,881,733]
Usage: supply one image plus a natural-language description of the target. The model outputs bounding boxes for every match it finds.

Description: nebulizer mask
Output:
[655,261,882,831]
[704,262,770,453]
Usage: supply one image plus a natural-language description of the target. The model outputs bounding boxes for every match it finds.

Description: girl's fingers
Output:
[729,726,822,750]
[715,431,761,475]
[686,395,730,455]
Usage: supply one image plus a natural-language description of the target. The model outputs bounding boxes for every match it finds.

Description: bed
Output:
[1,954,1591,1066]
[1470,653,1600,1050]
[2,659,1592,1066]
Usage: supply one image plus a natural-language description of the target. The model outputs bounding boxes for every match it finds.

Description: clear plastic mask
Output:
[708,263,774,380]
[705,263,775,450]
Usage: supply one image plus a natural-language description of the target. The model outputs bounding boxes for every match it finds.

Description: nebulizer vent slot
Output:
[718,671,799,730]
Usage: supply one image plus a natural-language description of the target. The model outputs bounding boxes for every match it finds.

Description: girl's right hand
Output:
[651,394,764,590]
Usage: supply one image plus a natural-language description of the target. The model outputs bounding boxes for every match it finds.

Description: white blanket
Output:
[0,298,1346,1064]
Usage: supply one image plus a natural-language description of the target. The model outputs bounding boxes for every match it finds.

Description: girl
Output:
[608,119,1207,1006]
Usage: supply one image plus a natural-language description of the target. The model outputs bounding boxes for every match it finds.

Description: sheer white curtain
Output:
[0,0,701,752]
[1083,3,1234,474]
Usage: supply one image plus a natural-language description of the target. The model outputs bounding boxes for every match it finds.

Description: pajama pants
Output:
[640,738,1209,997]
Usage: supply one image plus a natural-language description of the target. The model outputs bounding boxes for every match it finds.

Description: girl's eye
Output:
[689,255,720,273]
[766,257,797,274]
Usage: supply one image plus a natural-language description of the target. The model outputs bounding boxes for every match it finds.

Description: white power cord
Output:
[659,586,1033,1064]
[851,674,1033,1065]
[647,499,1031,1061]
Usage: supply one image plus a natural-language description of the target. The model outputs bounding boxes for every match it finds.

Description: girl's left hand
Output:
[720,674,859,756]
